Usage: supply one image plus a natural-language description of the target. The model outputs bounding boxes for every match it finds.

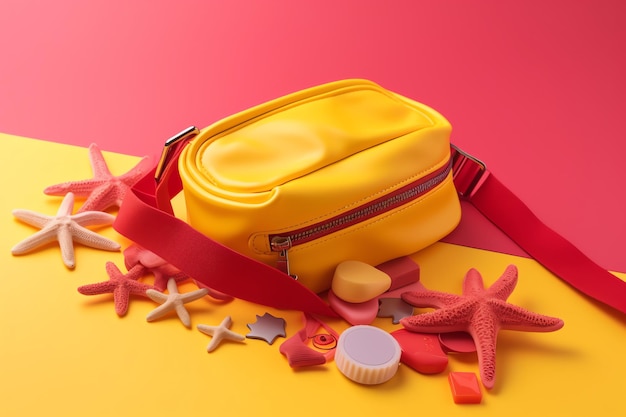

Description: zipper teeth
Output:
[272,161,452,248]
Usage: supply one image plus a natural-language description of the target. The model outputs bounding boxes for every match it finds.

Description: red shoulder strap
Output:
[114,134,625,317]
[452,146,626,315]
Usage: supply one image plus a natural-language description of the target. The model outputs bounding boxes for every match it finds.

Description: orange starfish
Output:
[44,143,152,212]
[400,265,564,389]
[77,262,156,316]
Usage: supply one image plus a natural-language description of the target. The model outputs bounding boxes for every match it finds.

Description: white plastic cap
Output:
[335,325,401,385]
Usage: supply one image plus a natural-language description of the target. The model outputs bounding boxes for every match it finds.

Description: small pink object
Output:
[439,332,477,353]
[123,244,187,290]
[328,290,379,325]
[375,256,420,291]
[390,328,448,374]
[279,313,339,368]
[124,244,233,300]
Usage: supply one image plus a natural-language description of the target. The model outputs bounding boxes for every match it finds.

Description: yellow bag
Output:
[178,79,461,293]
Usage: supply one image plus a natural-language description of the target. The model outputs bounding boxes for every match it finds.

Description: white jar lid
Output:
[335,325,401,385]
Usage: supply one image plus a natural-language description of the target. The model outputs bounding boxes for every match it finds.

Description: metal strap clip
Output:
[154,126,200,183]
[450,144,487,198]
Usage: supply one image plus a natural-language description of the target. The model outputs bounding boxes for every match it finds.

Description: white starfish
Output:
[145,278,209,327]
[11,192,120,268]
[197,316,246,352]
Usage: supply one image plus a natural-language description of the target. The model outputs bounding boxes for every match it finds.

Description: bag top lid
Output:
[193,81,447,193]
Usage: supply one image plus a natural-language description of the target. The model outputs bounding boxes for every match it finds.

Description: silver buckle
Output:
[155,126,199,183]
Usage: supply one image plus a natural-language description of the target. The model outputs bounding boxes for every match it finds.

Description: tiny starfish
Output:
[246,313,287,345]
[197,316,246,352]
[400,265,564,389]
[12,192,120,268]
[44,143,152,212]
[78,262,155,316]
[145,278,209,327]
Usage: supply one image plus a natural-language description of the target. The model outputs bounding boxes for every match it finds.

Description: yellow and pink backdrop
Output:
[1,1,624,416]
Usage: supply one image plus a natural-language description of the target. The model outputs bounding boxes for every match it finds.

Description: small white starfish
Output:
[145,278,209,327]
[11,192,120,268]
[197,316,246,352]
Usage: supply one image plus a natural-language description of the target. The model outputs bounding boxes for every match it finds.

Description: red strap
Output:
[115,137,625,317]
[467,172,626,314]
[113,142,337,317]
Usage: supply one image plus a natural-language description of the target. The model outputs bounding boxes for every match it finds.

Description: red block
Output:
[448,372,482,404]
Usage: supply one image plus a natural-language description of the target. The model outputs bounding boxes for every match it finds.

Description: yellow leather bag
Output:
[177,79,461,293]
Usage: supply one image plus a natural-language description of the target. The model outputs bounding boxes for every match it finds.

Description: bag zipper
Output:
[269,159,452,275]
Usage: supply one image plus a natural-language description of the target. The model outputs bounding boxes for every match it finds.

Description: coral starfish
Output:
[197,316,246,352]
[77,262,155,316]
[12,192,120,268]
[400,265,564,389]
[145,278,208,327]
[44,143,152,212]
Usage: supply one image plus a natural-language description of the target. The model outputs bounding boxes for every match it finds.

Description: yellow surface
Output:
[1,133,625,416]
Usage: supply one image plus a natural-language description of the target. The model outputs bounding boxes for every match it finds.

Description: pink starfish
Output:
[400,265,564,389]
[44,143,152,212]
[77,262,156,316]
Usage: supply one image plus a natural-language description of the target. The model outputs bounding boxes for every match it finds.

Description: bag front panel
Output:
[253,173,461,292]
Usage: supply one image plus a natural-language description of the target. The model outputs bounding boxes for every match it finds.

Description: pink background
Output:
[1,0,624,272]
